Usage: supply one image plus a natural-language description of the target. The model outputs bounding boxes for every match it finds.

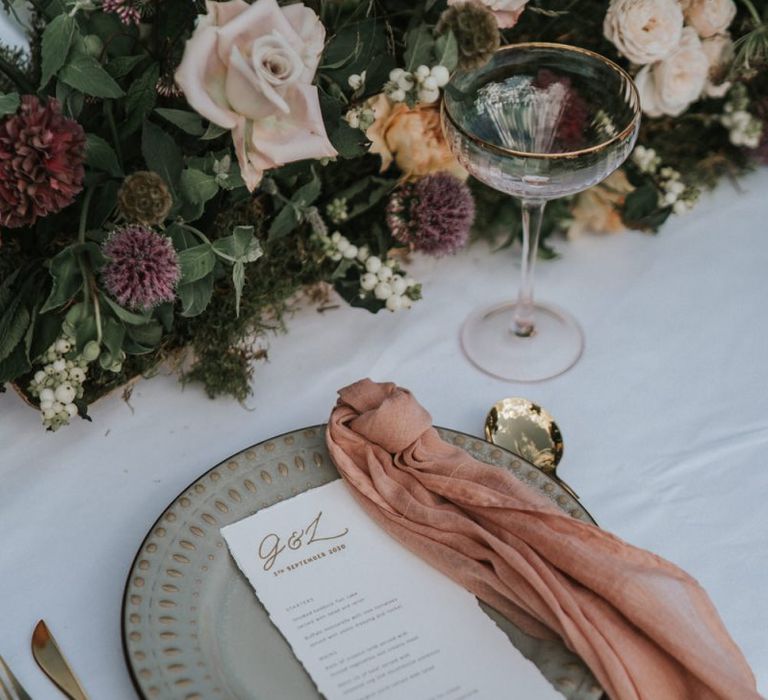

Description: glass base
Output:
[460,301,584,382]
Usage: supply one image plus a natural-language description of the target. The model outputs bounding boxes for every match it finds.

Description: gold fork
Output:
[0,656,32,700]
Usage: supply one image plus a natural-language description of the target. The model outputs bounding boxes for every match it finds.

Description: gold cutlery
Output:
[485,397,580,501]
[31,621,88,700]
[0,655,32,700]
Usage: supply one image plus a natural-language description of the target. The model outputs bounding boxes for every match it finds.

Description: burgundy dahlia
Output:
[0,96,86,229]
[102,225,180,310]
[386,173,475,256]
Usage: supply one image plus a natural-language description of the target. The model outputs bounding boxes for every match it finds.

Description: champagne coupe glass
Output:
[442,43,641,381]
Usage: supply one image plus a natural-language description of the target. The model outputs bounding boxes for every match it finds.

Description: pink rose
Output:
[175,0,336,191]
[448,0,528,29]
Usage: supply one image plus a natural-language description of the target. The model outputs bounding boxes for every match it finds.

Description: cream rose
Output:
[635,27,709,116]
[604,0,684,65]
[448,0,528,29]
[683,0,736,38]
[366,95,466,180]
[701,33,734,97]
[175,0,336,191]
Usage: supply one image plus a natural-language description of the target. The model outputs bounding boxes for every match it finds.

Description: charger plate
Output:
[122,425,603,700]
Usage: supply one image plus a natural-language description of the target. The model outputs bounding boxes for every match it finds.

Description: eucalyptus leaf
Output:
[0,297,30,363]
[41,248,82,313]
[435,31,458,72]
[101,294,152,325]
[180,168,218,204]
[201,123,228,140]
[178,275,215,317]
[268,203,300,240]
[142,120,183,201]
[124,64,160,135]
[179,244,217,284]
[0,92,19,117]
[232,261,245,318]
[59,53,125,98]
[155,108,205,136]
[40,14,77,88]
[106,55,145,78]
[404,25,435,72]
[85,133,122,176]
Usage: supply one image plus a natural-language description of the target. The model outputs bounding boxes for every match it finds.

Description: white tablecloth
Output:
[2,15,767,698]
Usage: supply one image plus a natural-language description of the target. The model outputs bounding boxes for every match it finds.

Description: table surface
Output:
[2,14,767,700]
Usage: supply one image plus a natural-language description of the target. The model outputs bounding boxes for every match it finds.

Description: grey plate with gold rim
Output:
[122,425,602,700]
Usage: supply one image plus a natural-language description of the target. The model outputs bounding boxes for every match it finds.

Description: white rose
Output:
[604,0,684,65]
[701,33,734,98]
[683,0,736,38]
[635,27,709,116]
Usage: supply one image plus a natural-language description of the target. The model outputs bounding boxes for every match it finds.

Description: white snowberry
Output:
[55,383,76,405]
[52,358,66,372]
[422,76,438,91]
[377,266,393,281]
[385,295,402,311]
[389,68,405,82]
[418,88,440,104]
[360,273,378,291]
[374,282,393,300]
[55,339,71,354]
[391,275,407,296]
[34,370,46,384]
[343,245,358,259]
[365,256,382,273]
[389,88,406,103]
[431,65,450,87]
[415,65,430,80]
[64,403,78,418]
[39,388,55,403]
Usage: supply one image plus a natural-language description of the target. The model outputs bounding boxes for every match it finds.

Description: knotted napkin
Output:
[326,379,761,700]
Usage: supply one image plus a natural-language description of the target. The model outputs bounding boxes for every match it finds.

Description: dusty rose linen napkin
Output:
[325,379,761,700]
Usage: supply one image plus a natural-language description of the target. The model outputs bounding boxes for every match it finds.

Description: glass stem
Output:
[513,199,546,337]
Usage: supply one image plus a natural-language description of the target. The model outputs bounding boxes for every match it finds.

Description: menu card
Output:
[222,480,560,700]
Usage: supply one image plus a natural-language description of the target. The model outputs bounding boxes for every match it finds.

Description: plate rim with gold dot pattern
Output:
[121,425,601,700]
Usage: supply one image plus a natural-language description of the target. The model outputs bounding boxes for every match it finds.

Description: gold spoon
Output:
[485,397,579,501]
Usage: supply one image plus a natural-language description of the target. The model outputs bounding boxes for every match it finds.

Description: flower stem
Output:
[0,55,35,94]
[76,188,103,343]
[105,101,123,171]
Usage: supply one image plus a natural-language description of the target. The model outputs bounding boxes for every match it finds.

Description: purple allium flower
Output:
[386,173,475,256]
[102,0,142,26]
[102,225,180,310]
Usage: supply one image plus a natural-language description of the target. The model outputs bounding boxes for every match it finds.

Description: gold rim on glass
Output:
[441,42,642,160]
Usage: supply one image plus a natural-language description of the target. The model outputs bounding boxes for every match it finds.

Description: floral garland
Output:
[0,0,765,430]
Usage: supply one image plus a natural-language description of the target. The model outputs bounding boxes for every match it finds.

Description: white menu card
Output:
[222,480,561,700]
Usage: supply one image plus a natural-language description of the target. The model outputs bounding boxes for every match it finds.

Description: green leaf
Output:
[155,302,174,332]
[232,261,245,318]
[55,81,84,119]
[0,92,19,117]
[180,168,218,204]
[106,55,145,78]
[404,25,435,72]
[101,294,152,325]
[0,297,30,363]
[155,108,205,136]
[126,320,162,348]
[142,120,183,202]
[232,226,261,261]
[268,203,300,240]
[124,63,160,135]
[292,173,322,209]
[0,269,19,311]
[179,244,216,284]
[85,133,122,176]
[178,275,214,317]
[59,53,125,98]
[75,314,98,351]
[28,312,63,363]
[41,248,82,313]
[0,344,30,384]
[40,14,77,88]
[435,31,458,72]
[201,123,228,140]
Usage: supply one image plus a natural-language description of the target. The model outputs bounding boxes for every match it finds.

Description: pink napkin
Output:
[326,379,761,700]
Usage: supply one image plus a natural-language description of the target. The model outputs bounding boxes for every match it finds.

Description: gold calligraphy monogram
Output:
[258,511,349,571]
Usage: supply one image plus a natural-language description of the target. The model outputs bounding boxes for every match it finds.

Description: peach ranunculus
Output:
[567,170,634,238]
[365,94,467,180]
[447,0,528,29]
[175,0,336,191]
[682,0,737,39]
[603,0,684,65]
[635,27,709,117]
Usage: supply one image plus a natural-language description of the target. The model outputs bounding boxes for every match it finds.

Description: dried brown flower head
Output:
[117,171,173,226]
[437,2,501,70]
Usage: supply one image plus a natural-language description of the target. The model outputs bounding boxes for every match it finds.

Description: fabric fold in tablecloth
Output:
[325,379,762,700]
